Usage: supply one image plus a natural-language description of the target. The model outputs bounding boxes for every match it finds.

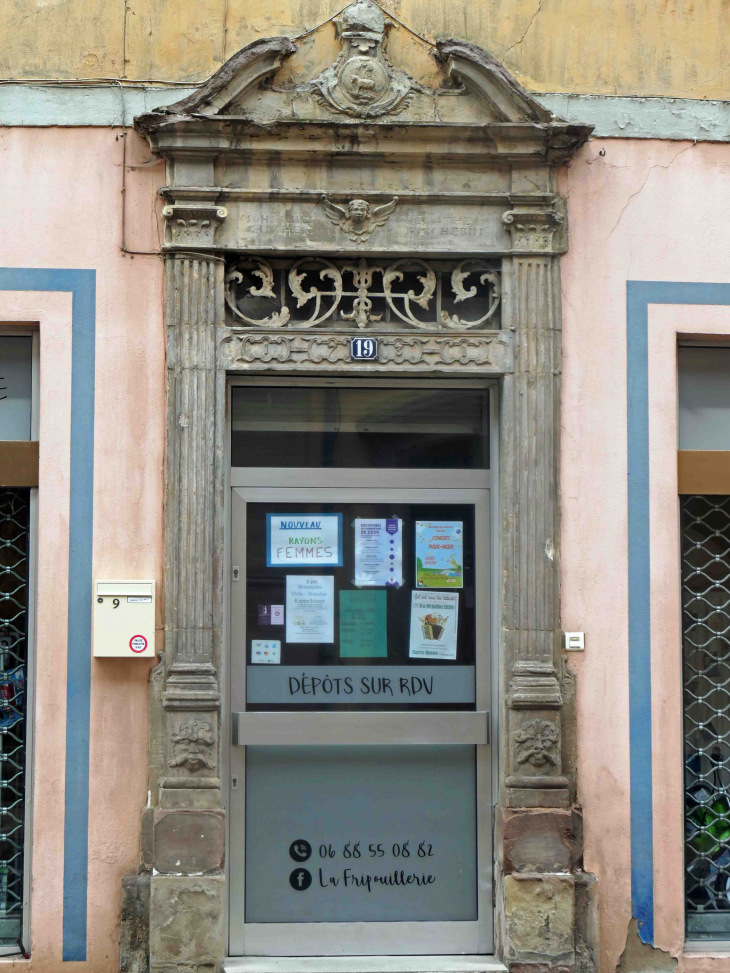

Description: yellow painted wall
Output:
[2,0,729,100]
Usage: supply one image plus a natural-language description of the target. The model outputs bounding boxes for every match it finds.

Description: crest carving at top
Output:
[309,0,420,117]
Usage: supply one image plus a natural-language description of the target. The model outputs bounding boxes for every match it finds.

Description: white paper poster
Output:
[267,514,343,567]
[353,518,403,587]
[409,591,459,660]
[286,576,335,643]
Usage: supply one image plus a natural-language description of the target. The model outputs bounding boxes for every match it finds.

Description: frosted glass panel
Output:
[244,745,477,923]
[231,386,489,468]
[0,338,32,441]
[678,348,730,450]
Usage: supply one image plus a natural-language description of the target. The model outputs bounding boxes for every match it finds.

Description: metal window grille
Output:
[0,490,29,946]
[224,256,501,332]
[683,495,730,939]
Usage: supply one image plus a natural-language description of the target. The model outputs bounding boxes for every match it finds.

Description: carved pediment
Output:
[135,2,592,258]
[136,0,586,141]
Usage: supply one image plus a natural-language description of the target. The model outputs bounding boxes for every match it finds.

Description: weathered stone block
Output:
[150,874,224,967]
[159,785,221,809]
[120,873,150,973]
[150,966,216,973]
[575,871,599,973]
[500,809,573,873]
[141,806,154,871]
[507,787,571,809]
[150,965,216,973]
[571,807,584,871]
[153,809,225,874]
[504,873,574,967]
[508,965,573,973]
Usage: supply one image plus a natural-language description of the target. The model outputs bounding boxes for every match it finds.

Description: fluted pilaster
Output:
[162,253,225,800]
[501,254,567,808]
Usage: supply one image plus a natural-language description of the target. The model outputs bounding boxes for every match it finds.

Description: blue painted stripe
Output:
[626,281,730,945]
[0,268,95,961]
[626,281,654,943]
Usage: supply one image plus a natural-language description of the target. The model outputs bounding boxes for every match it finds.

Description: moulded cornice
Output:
[140,117,583,167]
[135,36,296,130]
[134,35,592,166]
[435,39,552,124]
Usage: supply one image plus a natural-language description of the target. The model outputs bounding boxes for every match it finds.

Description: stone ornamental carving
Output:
[513,719,560,768]
[224,256,501,331]
[220,331,514,373]
[502,208,564,252]
[169,720,216,772]
[162,204,228,247]
[308,0,421,117]
[224,258,291,327]
[321,194,398,244]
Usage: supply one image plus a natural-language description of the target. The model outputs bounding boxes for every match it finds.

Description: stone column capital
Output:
[502,206,564,253]
[162,203,228,248]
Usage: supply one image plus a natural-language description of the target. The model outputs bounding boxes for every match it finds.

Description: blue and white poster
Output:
[353,517,403,587]
[267,513,343,567]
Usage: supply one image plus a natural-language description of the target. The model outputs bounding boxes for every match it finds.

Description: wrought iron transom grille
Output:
[225,256,501,331]
[0,490,29,946]
[683,495,730,938]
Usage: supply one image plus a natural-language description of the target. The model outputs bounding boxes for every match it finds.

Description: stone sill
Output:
[684,940,730,954]
[222,957,507,973]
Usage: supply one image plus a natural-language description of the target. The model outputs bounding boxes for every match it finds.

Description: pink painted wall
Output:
[560,140,730,972]
[0,128,165,970]
[2,127,730,973]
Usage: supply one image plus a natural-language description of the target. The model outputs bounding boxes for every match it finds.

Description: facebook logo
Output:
[289,868,312,891]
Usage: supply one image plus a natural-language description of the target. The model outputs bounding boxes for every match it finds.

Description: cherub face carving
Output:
[321,193,398,243]
[347,199,371,227]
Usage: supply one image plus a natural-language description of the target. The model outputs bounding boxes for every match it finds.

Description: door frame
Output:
[222,376,501,958]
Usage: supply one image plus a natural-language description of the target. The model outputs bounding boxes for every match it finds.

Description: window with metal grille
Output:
[683,495,730,939]
[0,490,29,947]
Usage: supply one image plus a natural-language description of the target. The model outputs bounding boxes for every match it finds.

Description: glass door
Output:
[227,382,494,957]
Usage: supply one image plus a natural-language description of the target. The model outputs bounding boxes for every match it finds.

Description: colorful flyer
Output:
[339,590,387,658]
[285,576,335,643]
[409,591,459,660]
[267,514,343,567]
[415,521,463,588]
[353,517,403,587]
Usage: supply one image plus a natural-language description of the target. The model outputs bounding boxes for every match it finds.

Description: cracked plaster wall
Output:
[2,0,730,100]
[560,137,730,973]
[0,126,165,971]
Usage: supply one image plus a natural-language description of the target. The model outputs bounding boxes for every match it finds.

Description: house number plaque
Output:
[350,337,378,360]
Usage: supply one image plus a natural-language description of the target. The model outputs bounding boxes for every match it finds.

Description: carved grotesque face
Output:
[514,719,559,768]
[347,199,371,225]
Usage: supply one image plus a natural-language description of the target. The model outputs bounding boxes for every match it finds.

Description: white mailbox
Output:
[93,580,155,658]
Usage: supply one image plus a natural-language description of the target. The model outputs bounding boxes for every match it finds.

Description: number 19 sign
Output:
[350,337,378,361]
